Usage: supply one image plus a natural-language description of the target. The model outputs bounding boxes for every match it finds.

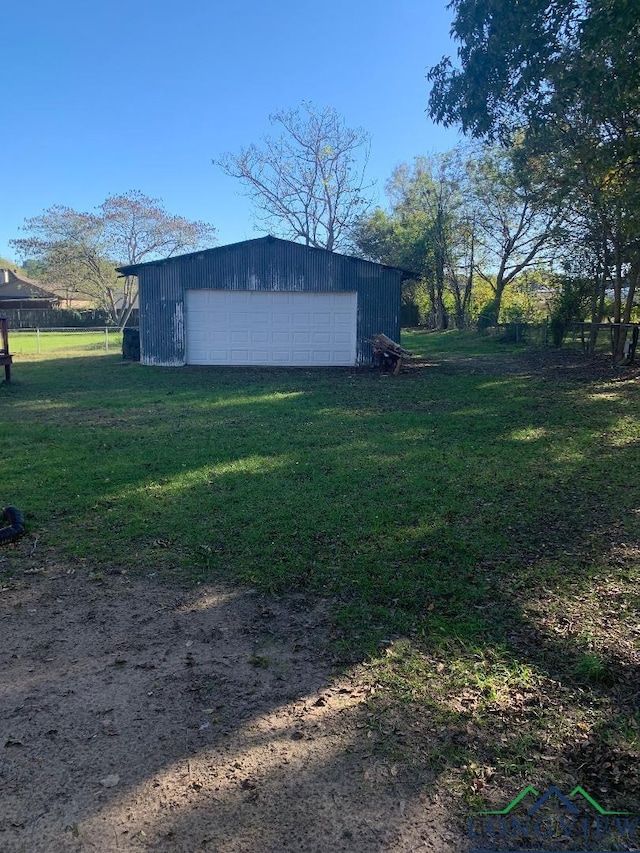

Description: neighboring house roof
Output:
[0,269,60,309]
[116,235,418,279]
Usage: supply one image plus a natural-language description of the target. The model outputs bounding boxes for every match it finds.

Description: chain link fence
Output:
[485,321,639,360]
[7,328,123,358]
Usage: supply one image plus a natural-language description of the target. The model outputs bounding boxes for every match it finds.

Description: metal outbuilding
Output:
[117,236,409,368]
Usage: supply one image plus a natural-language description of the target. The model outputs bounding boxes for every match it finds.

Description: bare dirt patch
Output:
[0,564,462,852]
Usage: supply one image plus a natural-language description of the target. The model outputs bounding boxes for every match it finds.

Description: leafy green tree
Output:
[548,274,594,345]
[354,155,473,328]
[512,97,640,355]
[11,192,216,327]
[12,206,116,313]
[428,0,639,143]
[20,259,47,280]
[428,0,640,358]
[354,204,434,325]
[355,146,559,328]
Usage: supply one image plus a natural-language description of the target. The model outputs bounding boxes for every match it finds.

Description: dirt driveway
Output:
[1,560,461,853]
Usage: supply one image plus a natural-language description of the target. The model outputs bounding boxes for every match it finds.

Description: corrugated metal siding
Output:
[139,263,185,366]
[136,238,401,366]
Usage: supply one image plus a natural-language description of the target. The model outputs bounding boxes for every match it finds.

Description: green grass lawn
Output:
[1,330,638,810]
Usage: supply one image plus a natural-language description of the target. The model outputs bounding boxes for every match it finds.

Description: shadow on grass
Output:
[0,342,638,847]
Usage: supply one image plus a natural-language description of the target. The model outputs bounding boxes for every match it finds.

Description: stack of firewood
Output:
[366,333,413,374]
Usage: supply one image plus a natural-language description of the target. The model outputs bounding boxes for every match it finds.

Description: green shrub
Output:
[476,298,500,331]
[548,276,593,346]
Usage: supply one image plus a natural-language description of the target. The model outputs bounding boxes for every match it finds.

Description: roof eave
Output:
[116,236,419,279]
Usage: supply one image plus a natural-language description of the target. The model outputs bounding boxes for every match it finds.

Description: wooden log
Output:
[366,332,412,358]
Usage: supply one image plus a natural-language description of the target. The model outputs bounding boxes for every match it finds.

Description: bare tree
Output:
[216,103,373,251]
[11,205,118,315]
[99,191,217,327]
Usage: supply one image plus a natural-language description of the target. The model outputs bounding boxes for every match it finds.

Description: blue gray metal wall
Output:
[135,239,401,366]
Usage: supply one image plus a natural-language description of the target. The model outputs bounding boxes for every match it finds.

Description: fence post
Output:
[105,327,109,351]
[36,328,41,355]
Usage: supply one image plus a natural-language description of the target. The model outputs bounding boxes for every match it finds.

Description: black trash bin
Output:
[122,327,140,361]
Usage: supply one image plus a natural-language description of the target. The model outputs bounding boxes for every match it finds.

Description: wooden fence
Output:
[1,307,139,329]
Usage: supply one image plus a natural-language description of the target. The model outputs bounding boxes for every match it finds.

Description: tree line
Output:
[215,103,564,330]
[428,0,640,359]
[216,92,637,350]
[9,135,561,335]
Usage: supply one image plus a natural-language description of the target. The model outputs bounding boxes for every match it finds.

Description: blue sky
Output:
[2,0,462,263]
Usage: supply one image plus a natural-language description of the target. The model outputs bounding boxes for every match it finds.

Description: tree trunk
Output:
[587,234,607,356]
[452,285,465,329]
[118,301,137,332]
[587,276,602,356]
[611,226,626,364]
[623,262,638,325]
[491,275,507,324]
[434,213,448,330]
[461,236,475,327]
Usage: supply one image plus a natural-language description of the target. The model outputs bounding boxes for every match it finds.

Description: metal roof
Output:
[116,235,418,279]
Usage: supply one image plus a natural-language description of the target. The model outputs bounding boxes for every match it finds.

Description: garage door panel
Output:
[186,290,357,366]
[230,349,250,362]
[273,331,293,343]
[228,292,250,304]
[188,328,208,342]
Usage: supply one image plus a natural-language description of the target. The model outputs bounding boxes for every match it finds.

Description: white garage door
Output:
[185,290,358,366]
